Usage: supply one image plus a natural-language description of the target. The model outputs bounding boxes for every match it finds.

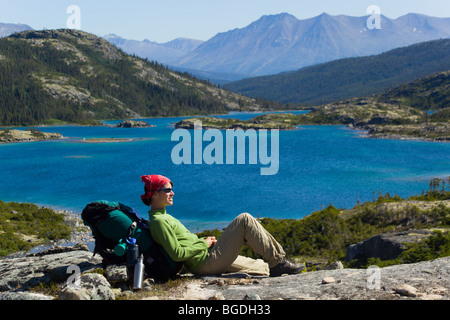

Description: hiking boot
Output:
[270,260,306,277]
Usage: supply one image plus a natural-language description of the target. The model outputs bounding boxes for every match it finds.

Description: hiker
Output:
[81,200,183,281]
[140,174,306,277]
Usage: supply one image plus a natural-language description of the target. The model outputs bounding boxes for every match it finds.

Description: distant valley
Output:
[226,39,450,105]
[0,29,262,126]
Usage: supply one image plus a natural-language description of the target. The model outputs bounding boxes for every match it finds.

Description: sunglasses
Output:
[150,188,173,193]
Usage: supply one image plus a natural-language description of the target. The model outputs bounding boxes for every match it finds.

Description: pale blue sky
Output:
[1,0,449,43]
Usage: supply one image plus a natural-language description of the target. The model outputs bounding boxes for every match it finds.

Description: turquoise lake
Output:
[1,111,449,231]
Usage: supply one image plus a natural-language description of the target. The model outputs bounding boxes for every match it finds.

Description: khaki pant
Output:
[196,213,286,276]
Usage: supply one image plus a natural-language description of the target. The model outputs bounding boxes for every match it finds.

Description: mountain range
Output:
[2,12,450,112]
[102,34,203,66]
[3,12,450,83]
[0,22,33,37]
[104,12,450,81]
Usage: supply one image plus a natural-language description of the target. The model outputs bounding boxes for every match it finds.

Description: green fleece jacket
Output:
[148,209,209,273]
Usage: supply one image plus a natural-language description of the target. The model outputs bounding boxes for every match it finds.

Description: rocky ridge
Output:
[1,202,448,301]
[0,242,448,300]
[0,212,448,301]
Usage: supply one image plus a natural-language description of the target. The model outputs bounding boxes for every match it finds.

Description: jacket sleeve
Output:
[149,217,208,262]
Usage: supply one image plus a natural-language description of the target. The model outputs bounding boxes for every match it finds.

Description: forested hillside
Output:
[379,71,450,112]
[226,39,450,105]
[0,29,260,126]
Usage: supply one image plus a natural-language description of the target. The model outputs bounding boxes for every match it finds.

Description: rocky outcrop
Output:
[175,113,299,131]
[0,129,62,143]
[57,273,115,300]
[115,120,155,128]
[345,229,434,262]
[187,257,449,300]
[0,244,102,293]
[362,122,450,142]
[0,243,448,300]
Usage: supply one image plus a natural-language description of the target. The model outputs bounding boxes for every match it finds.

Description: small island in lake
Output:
[115,120,155,128]
[80,137,134,143]
[175,113,301,130]
[0,129,62,143]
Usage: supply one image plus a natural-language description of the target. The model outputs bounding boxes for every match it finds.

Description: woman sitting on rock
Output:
[140,174,306,277]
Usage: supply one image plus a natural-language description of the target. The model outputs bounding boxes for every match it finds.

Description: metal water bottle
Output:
[126,238,138,280]
[133,254,144,290]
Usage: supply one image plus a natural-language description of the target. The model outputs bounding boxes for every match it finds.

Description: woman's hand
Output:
[205,236,217,247]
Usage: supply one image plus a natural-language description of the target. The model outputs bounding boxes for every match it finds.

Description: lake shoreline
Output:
[3,109,448,144]
[1,111,449,229]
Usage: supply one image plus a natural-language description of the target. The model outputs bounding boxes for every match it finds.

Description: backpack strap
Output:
[118,203,149,230]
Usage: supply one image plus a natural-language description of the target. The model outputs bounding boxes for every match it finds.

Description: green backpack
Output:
[81,200,182,281]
